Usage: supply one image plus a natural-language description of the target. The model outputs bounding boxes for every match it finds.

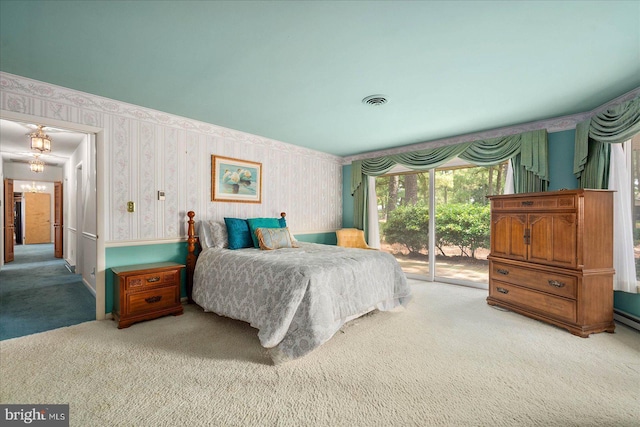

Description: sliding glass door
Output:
[377,171,431,277]
[376,159,507,287]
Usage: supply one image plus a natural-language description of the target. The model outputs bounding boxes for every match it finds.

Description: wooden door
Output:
[527,214,551,265]
[491,213,527,261]
[54,181,63,258]
[3,179,14,262]
[529,213,577,268]
[25,192,51,244]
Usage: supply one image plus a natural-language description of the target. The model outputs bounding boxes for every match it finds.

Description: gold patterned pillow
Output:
[256,227,298,250]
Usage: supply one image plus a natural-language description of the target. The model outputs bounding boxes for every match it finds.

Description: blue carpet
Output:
[0,244,96,340]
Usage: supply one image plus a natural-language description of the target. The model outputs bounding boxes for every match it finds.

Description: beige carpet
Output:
[1,281,639,426]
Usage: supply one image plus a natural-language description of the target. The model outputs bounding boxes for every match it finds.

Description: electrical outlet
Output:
[127,201,135,213]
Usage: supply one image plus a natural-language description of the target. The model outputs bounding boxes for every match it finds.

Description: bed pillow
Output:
[247,217,286,248]
[224,218,253,250]
[197,221,229,250]
[256,227,297,250]
[207,220,229,249]
[196,221,214,251]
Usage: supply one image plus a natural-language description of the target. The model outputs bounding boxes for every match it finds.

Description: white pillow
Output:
[198,220,229,250]
[207,220,228,249]
[196,221,214,251]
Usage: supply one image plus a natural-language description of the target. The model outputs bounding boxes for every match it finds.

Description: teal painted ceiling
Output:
[1,1,639,157]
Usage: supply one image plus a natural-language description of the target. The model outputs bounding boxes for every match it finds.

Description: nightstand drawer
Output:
[126,270,179,290]
[128,286,179,315]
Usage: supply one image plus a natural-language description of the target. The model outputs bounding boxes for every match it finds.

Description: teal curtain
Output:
[351,129,549,230]
[574,96,640,189]
[512,154,549,193]
[351,161,368,230]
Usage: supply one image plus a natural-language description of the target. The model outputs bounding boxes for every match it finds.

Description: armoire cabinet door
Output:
[491,213,527,261]
[528,213,577,268]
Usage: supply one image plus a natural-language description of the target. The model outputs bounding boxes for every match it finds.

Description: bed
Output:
[186,211,412,363]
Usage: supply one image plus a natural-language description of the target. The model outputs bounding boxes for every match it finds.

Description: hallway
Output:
[0,243,95,340]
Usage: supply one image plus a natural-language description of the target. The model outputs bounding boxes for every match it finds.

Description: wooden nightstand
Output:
[112,262,185,329]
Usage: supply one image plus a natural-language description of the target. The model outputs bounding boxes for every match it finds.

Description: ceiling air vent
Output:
[362,95,388,106]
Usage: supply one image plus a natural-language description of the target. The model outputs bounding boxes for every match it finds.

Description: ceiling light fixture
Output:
[29,125,52,153]
[21,181,46,193]
[362,94,388,106]
[29,155,45,173]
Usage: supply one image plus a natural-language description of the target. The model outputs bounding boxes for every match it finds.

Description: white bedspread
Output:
[192,242,411,363]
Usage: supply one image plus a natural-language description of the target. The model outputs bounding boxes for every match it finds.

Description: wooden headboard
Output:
[185,211,287,303]
[186,211,198,303]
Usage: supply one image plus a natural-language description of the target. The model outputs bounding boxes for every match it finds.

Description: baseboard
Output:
[614,309,640,332]
[82,278,97,297]
[65,260,76,273]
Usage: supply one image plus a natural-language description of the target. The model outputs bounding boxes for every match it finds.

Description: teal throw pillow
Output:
[224,217,253,250]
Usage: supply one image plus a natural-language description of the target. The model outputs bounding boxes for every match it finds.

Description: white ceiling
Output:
[0,1,639,157]
[0,119,86,167]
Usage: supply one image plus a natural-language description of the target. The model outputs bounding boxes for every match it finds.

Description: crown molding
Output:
[343,86,640,164]
[0,72,343,164]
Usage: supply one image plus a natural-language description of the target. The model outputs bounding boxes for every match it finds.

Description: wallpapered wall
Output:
[0,72,344,243]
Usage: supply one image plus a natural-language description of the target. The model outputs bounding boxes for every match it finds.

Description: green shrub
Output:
[382,202,491,258]
[435,203,490,257]
[383,203,429,256]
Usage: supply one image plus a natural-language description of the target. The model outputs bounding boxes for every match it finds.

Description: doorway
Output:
[13,193,22,245]
[24,191,51,244]
[8,180,62,255]
[1,116,101,337]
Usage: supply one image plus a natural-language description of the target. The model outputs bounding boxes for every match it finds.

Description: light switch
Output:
[127,201,135,213]
[158,191,165,201]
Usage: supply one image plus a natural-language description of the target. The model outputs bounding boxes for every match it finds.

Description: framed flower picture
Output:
[211,155,262,203]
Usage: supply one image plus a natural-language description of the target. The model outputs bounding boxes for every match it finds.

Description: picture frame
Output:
[211,155,262,203]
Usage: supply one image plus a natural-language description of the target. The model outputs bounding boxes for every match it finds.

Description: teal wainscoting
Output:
[105,243,189,314]
[614,291,640,322]
[294,232,337,245]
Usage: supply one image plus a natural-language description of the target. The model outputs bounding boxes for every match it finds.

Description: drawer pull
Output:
[548,280,565,288]
[497,287,509,294]
[146,277,161,283]
[497,268,509,275]
[145,295,162,304]
[521,201,534,206]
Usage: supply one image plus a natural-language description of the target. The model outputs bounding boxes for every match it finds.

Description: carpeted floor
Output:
[0,243,95,340]
[1,280,638,426]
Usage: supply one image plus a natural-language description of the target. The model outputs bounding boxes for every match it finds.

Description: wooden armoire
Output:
[487,189,615,337]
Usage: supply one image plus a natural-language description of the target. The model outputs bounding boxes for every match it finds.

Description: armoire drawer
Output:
[492,195,576,211]
[490,281,576,324]
[491,262,577,299]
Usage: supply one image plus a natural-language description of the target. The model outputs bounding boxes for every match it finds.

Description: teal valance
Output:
[574,95,640,188]
[352,129,548,193]
[351,129,549,229]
